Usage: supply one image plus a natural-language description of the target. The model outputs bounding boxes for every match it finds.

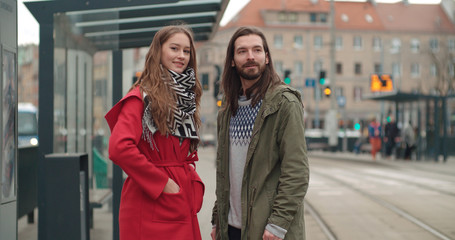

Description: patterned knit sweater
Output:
[228,96,262,228]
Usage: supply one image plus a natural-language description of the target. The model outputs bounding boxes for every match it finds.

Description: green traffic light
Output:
[354,123,361,130]
[319,70,326,85]
[284,77,291,84]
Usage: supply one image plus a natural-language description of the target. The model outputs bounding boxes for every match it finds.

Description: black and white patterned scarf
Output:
[142,67,198,148]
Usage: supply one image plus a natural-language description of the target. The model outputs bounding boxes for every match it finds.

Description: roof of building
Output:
[334,1,384,31]
[375,3,455,33]
[223,0,330,28]
[222,0,454,33]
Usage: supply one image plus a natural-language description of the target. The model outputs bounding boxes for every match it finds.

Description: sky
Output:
[18,0,441,45]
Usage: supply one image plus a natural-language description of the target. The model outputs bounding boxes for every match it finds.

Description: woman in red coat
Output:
[105,25,204,240]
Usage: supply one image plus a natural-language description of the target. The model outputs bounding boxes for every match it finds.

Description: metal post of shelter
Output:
[37,19,55,240]
[434,98,440,162]
[442,97,448,162]
[112,50,123,240]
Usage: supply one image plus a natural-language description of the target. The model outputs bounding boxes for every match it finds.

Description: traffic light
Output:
[354,123,361,130]
[283,69,291,84]
[319,70,326,85]
[213,65,221,99]
[323,86,331,97]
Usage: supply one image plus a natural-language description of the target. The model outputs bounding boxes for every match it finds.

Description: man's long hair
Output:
[132,25,202,150]
[222,26,282,115]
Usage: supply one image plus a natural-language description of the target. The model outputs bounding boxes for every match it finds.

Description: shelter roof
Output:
[363,91,434,102]
[25,0,229,50]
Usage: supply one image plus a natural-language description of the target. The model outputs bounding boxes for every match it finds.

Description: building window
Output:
[310,13,317,22]
[335,36,343,50]
[278,12,287,22]
[335,87,343,98]
[294,61,303,76]
[314,35,323,49]
[411,63,420,77]
[410,38,420,53]
[353,36,362,50]
[289,12,298,22]
[392,62,401,77]
[201,73,209,91]
[390,38,401,54]
[373,37,382,51]
[274,34,283,49]
[354,63,362,75]
[314,60,323,75]
[336,63,343,74]
[353,86,363,102]
[320,13,327,23]
[449,63,455,77]
[200,50,210,65]
[294,35,303,49]
[429,38,439,52]
[374,63,382,73]
[430,63,437,77]
[275,61,283,74]
[449,39,455,52]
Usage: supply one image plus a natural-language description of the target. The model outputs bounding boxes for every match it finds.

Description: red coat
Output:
[105,86,204,240]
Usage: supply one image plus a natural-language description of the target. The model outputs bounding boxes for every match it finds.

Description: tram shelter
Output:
[364,90,455,162]
[25,1,229,239]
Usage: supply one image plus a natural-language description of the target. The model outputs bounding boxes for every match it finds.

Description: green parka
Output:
[212,84,309,240]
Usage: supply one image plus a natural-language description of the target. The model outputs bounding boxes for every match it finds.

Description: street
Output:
[19,147,455,240]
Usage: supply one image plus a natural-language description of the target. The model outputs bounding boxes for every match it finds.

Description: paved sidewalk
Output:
[18,146,218,240]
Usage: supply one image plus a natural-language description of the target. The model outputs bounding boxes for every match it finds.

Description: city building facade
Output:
[196,0,455,140]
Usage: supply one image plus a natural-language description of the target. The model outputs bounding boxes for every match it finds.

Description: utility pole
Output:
[330,0,336,110]
[327,0,339,150]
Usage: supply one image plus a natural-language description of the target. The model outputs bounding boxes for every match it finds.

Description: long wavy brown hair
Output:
[222,26,282,116]
[131,25,202,151]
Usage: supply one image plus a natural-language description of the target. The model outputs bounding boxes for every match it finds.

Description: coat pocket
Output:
[190,169,205,213]
[150,188,189,222]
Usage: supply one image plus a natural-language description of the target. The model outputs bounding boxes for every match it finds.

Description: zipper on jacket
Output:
[247,186,257,238]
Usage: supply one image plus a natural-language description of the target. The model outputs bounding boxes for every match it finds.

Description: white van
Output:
[18,102,38,147]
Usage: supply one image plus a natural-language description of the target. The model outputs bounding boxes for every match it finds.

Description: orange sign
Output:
[370,74,393,92]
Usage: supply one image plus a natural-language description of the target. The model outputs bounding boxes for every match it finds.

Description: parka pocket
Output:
[190,168,205,213]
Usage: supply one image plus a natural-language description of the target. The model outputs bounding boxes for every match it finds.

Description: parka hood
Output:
[263,84,303,113]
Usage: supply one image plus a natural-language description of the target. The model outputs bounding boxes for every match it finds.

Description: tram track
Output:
[313,157,455,198]
[304,199,338,240]
[308,152,455,177]
[309,169,453,240]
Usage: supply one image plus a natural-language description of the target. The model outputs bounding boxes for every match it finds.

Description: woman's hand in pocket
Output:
[163,178,180,193]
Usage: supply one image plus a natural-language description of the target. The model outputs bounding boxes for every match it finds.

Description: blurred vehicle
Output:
[18,102,38,147]
[201,134,216,147]
[305,128,361,138]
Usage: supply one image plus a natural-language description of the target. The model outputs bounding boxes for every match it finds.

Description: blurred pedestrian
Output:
[403,121,416,160]
[353,129,368,154]
[105,25,204,240]
[211,26,309,240]
[384,116,400,159]
[368,118,382,160]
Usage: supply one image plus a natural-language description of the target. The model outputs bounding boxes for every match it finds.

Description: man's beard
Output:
[235,61,265,80]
